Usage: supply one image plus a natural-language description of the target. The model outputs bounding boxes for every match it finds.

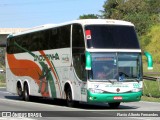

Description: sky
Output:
[0,0,105,28]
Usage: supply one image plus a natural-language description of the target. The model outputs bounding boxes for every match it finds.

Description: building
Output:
[0,28,28,69]
[0,28,28,46]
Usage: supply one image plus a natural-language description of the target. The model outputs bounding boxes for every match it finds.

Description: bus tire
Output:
[23,84,30,101]
[108,102,120,108]
[17,83,23,100]
[66,88,75,107]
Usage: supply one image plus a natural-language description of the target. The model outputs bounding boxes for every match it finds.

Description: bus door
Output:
[81,81,87,102]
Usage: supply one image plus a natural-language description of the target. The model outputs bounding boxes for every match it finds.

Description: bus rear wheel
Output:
[17,84,23,100]
[23,84,30,101]
[108,102,120,108]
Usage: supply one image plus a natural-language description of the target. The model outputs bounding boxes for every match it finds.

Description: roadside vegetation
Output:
[0,74,5,87]
[141,96,160,103]
[142,62,160,102]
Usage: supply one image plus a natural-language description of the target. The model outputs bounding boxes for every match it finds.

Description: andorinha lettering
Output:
[34,53,59,62]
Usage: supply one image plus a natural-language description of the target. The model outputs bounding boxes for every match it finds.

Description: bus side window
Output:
[81,54,87,81]
[72,24,86,81]
[7,38,14,54]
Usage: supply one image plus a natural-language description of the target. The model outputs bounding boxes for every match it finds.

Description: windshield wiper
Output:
[108,79,117,84]
[119,72,140,83]
[133,78,139,83]
[132,76,140,83]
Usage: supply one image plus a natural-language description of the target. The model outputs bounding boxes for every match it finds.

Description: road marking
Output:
[0,91,12,94]
[140,101,160,104]
[0,87,6,89]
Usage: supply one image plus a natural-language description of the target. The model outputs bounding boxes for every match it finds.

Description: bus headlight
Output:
[132,88,142,92]
[89,88,104,93]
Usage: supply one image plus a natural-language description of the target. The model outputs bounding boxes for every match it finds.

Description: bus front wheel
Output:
[66,88,75,107]
[108,102,120,108]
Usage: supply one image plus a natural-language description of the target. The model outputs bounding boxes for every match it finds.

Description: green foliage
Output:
[143,80,160,98]
[103,0,148,19]
[147,0,160,14]
[101,0,120,18]
[145,24,160,63]
[101,0,160,36]
[0,74,5,83]
[79,14,99,19]
[142,96,160,102]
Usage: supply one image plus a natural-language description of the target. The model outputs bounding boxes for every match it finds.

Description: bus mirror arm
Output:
[144,51,153,70]
[85,51,92,70]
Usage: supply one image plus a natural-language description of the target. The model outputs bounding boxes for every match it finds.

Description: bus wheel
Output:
[108,102,120,108]
[17,84,23,100]
[66,88,74,107]
[23,84,30,101]
[17,87,23,100]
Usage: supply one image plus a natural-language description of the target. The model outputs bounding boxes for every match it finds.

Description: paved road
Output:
[0,87,159,120]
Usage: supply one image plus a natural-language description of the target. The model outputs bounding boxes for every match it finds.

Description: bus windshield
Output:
[85,25,140,49]
[89,53,142,82]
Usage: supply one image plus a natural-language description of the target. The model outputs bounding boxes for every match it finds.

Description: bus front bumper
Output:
[87,91,142,103]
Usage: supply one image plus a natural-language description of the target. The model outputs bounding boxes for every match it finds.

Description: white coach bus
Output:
[6,19,143,108]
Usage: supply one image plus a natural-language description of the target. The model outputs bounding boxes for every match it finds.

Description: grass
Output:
[0,74,5,87]
[143,80,160,98]
[0,82,6,87]
[142,62,160,101]
[141,96,160,102]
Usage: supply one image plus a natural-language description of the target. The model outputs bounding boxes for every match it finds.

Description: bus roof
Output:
[8,19,134,37]
[73,19,134,26]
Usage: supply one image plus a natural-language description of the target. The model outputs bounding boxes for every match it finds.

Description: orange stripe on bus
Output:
[7,54,49,97]
[39,51,62,98]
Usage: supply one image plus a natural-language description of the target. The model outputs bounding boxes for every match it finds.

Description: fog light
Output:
[89,97,93,100]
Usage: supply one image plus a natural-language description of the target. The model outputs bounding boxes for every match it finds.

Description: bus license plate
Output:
[114,96,122,100]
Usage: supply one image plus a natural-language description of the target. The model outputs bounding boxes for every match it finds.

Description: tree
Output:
[147,0,160,14]
[100,0,160,44]
[101,0,155,36]
[79,14,99,19]
[101,0,121,19]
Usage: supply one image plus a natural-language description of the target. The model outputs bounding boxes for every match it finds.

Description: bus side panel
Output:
[6,53,45,97]
[6,69,41,97]
[46,48,73,99]
[6,67,17,94]
[48,48,82,101]
[6,48,78,99]
[69,67,81,101]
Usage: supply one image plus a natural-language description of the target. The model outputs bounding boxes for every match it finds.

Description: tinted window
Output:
[85,25,140,49]
[29,31,49,51]
[72,24,85,54]
[7,25,71,54]
[49,25,70,49]
[7,38,15,54]
[72,24,86,81]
